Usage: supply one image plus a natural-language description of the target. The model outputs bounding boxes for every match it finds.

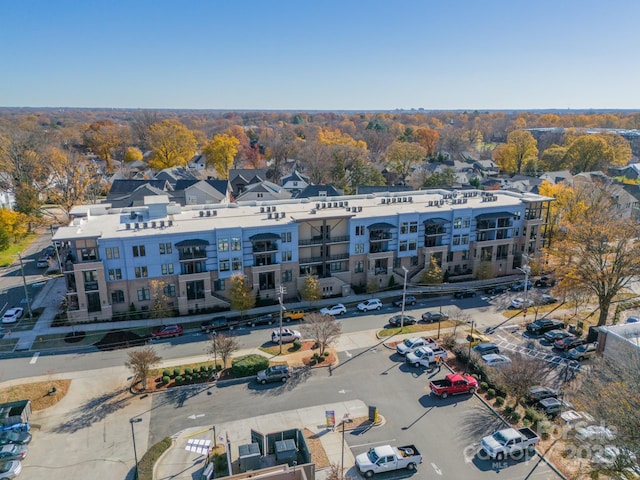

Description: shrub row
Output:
[162,365,215,380]
[231,354,269,377]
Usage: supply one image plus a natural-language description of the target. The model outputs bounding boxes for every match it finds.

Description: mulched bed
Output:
[95,330,147,351]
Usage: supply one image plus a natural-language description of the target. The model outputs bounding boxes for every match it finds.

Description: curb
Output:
[151,436,176,480]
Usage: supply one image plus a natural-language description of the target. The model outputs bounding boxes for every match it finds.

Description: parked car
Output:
[486,285,508,295]
[554,335,586,351]
[1,308,24,325]
[481,427,540,461]
[626,316,640,324]
[0,460,21,479]
[256,365,291,384]
[320,304,346,316]
[388,314,416,327]
[527,386,558,404]
[541,294,559,304]
[543,329,573,342]
[392,295,417,307]
[151,324,183,339]
[0,444,27,461]
[511,281,533,292]
[355,444,422,478]
[36,256,50,268]
[357,299,383,312]
[421,311,449,323]
[200,316,229,334]
[396,336,436,355]
[534,276,556,288]
[248,314,274,327]
[575,425,615,443]
[467,332,491,347]
[536,397,563,417]
[406,346,447,368]
[271,328,301,344]
[473,342,500,355]
[567,343,598,361]
[454,289,476,299]
[283,309,305,322]
[526,318,565,335]
[510,297,534,309]
[429,373,478,398]
[481,354,512,367]
[0,431,31,446]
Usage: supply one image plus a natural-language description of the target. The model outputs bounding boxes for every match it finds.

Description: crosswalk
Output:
[494,335,583,372]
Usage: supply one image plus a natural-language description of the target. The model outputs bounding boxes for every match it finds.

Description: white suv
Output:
[271,328,301,344]
[357,298,382,312]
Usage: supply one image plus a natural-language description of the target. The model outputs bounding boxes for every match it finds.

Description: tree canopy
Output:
[147,119,198,170]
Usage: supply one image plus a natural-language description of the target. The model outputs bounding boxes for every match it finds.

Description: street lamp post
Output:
[17,253,32,321]
[400,266,408,329]
[278,285,286,355]
[340,412,351,480]
[130,417,143,479]
[516,261,531,323]
[466,320,475,373]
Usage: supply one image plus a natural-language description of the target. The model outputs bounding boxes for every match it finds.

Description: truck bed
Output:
[430,379,450,388]
[519,427,539,440]
[397,445,420,458]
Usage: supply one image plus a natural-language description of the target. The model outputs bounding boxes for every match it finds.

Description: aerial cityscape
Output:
[1,1,639,480]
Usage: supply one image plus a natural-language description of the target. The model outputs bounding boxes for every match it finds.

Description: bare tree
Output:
[489,353,551,407]
[125,346,162,390]
[300,313,342,356]
[207,333,239,369]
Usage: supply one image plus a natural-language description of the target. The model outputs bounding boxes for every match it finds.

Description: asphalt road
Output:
[148,346,562,479]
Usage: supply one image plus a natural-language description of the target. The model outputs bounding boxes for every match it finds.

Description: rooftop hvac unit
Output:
[151,221,156,228]
[428,201,432,206]
[199,211,204,217]
[339,201,344,207]
[463,198,468,203]
[358,206,363,212]
[168,220,173,226]
[316,203,321,209]
[273,206,277,211]
[268,213,272,219]
[160,220,165,227]
[143,222,148,228]
[130,211,137,220]
[260,207,265,213]
[409,197,413,202]
[281,212,285,218]
[207,210,212,217]
[134,223,139,229]
[213,211,218,216]
[344,201,349,206]
[125,223,131,230]
[346,207,351,211]
[310,209,317,214]
[440,199,444,205]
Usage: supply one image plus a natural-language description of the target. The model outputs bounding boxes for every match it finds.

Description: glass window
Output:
[282,270,293,283]
[408,239,417,250]
[231,237,241,251]
[409,221,418,233]
[111,290,125,303]
[355,243,364,254]
[137,288,150,301]
[135,266,148,278]
[213,279,225,291]
[161,263,174,275]
[281,232,292,243]
[462,234,469,245]
[159,243,172,254]
[282,251,292,261]
[400,222,408,234]
[232,258,242,270]
[108,269,122,281]
[219,259,230,271]
[399,240,408,251]
[218,238,229,252]
[355,226,365,236]
[163,284,176,297]
[453,235,461,246]
[105,247,119,259]
[454,217,462,229]
[133,245,146,257]
[354,261,364,273]
[463,217,471,228]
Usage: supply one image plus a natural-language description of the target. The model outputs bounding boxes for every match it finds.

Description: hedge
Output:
[231,354,270,377]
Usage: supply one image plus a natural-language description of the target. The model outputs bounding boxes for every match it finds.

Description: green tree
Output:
[385,141,426,183]
[149,280,173,319]
[229,274,255,316]
[0,228,9,252]
[147,119,198,170]
[203,133,240,179]
[422,168,456,188]
[421,255,443,285]
[300,276,322,303]
[493,130,538,175]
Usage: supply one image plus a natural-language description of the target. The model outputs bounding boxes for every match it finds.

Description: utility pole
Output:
[50,225,62,272]
[17,253,32,321]
[278,285,286,355]
[400,266,408,329]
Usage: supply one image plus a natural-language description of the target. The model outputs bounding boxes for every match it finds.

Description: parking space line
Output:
[30,352,40,364]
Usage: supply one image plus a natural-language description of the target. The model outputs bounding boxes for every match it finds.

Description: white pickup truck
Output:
[355,444,422,478]
[481,427,540,461]
[405,346,448,368]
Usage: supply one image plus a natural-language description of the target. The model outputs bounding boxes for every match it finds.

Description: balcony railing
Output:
[84,281,99,292]
[252,243,278,253]
[298,235,350,246]
[370,232,392,241]
[299,253,349,265]
[179,252,207,260]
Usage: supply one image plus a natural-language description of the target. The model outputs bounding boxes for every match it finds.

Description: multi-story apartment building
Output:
[54,189,551,322]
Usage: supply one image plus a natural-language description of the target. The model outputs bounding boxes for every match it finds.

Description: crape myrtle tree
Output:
[549,182,640,326]
[301,312,342,356]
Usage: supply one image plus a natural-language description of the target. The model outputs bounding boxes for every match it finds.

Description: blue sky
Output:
[1,0,638,110]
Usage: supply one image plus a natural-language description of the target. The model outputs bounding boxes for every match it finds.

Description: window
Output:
[83,270,98,282]
[135,266,148,278]
[161,263,174,275]
[163,284,176,297]
[355,243,364,254]
[282,250,292,261]
[330,262,343,272]
[409,221,418,233]
[219,259,230,271]
[105,247,119,259]
[463,217,470,228]
[213,279,225,291]
[462,250,469,260]
[282,270,293,283]
[231,237,241,251]
[257,193,263,198]
[355,226,365,236]
[354,261,364,273]
[218,238,229,252]
[411,255,419,266]
[408,239,417,250]
[399,240,408,251]
[111,290,125,304]
[159,243,172,255]
[400,222,409,234]
[137,288,150,301]
[232,257,242,270]
[133,245,146,257]
[462,234,469,245]
[453,235,461,246]
[186,280,205,300]
[447,251,454,262]
[281,232,292,243]
[108,269,122,281]
[454,217,462,229]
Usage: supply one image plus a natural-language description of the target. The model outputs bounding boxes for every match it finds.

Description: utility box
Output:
[368,405,379,423]
[274,439,297,465]
[238,442,261,472]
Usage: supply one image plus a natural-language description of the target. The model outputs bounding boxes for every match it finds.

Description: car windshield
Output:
[0,463,9,473]
[494,431,508,443]
[403,339,415,347]
[367,449,380,463]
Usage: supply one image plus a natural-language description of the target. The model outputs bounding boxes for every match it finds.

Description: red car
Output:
[554,335,585,351]
[152,324,183,339]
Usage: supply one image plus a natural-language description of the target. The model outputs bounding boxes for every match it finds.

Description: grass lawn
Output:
[377,320,456,337]
[0,379,71,411]
[0,234,38,267]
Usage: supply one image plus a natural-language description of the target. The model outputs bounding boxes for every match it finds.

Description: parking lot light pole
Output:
[278,285,286,355]
[130,417,143,479]
[341,412,351,480]
[17,253,33,321]
[400,266,408,330]
[466,320,475,373]
[517,262,531,323]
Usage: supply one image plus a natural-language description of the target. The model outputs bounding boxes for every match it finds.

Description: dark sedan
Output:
[454,289,477,299]
[388,315,417,327]
[421,311,449,323]
[0,431,31,446]
[554,335,586,351]
[543,329,573,342]
[393,295,417,307]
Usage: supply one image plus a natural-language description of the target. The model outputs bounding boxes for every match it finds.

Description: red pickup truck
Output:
[429,373,478,398]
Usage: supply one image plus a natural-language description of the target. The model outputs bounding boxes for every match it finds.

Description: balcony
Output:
[298,235,350,246]
[84,281,99,292]
[252,242,278,253]
[369,244,390,253]
[370,232,392,241]
[299,253,349,265]
[179,251,207,261]
[254,254,277,267]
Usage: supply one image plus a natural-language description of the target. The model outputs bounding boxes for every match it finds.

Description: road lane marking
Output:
[188,414,205,420]
[30,352,40,364]
[431,462,442,475]
[351,439,396,448]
